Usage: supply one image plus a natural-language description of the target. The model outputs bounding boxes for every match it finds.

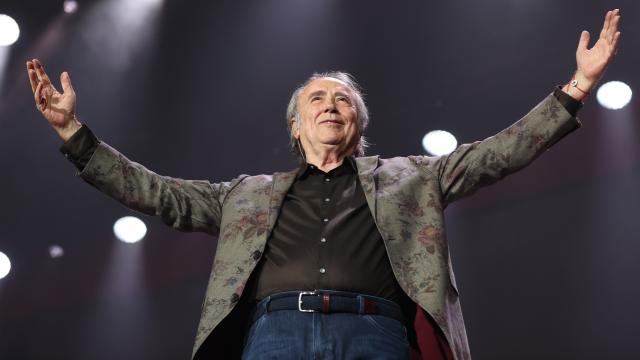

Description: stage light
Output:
[0,14,20,46]
[596,81,632,110]
[49,245,65,258]
[113,216,147,243]
[0,251,11,279]
[64,0,79,14]
[77,0,163,71]
[422,130,458,156]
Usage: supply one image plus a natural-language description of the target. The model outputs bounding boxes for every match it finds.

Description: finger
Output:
[607,9,621,37]
[605,13,618,42]
[26,60,35,74]
[612,32,621,55]
[34,82,46,111]
[609,14,621,40]
[600,10,611,39]
[60,71,75,95]
[27,61,38,92]
[27,66,38,93]
[33,58,52,85]
[578,30,590,51]
[607,15,621,46]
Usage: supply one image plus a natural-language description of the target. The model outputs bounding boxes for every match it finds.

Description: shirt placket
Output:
[316,167,335,288]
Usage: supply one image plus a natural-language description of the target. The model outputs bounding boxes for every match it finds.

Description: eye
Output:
[311,96,322,103]
[336,96,351,104]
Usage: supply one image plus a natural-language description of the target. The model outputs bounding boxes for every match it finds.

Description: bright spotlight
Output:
[64,0,79,14]
[113,216,147,243]
[49,245,65,258]
[422,130,458,156]
[596,81,633,110]
[0,14,20,46]
[0,251,11,279]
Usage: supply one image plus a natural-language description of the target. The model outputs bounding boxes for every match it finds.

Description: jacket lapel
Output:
[267,169,298,234]
[355,156,380,218]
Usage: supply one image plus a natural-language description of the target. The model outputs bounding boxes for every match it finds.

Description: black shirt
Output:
[244,158,409,303]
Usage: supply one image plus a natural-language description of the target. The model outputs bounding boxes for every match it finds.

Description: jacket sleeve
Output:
[416,91,582,206]
[75,141,241,236]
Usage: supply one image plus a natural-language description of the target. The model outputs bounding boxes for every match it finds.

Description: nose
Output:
[323,98,338,113]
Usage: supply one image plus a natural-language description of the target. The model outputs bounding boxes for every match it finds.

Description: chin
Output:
[315,133,340,142]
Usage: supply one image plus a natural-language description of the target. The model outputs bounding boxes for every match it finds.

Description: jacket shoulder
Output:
[377,155,440,175]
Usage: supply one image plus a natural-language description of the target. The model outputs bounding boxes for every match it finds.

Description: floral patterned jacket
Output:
[75,92,580,360]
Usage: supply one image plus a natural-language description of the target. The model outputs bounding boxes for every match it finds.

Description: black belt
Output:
[251,290,405,324]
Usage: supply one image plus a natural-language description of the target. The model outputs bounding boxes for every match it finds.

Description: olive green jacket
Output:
[76,92,580,360]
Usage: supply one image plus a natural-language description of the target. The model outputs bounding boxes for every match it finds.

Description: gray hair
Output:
[286,71,370,158]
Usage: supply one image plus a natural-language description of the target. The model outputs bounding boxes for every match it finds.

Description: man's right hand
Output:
[27,59,82,141]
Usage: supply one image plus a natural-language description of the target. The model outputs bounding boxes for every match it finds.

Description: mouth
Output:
[320,119,344,125]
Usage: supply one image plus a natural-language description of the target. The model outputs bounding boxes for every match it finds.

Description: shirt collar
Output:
[296,156,358,179]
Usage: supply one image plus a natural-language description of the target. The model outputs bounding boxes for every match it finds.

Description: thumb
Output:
[60,71,75,94]
[578,30,590,51]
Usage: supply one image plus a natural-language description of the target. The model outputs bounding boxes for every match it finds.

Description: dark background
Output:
[0,0,638,359]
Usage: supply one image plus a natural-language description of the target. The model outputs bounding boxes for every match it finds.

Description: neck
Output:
[301,143,349,173]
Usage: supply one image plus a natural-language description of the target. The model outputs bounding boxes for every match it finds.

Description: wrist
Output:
[573,71,597,93]
[58,116,82,142]
[562,72,594,102]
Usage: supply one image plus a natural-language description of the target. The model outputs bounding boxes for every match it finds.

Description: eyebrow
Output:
[306,90,351,100]
[307,90,327,100]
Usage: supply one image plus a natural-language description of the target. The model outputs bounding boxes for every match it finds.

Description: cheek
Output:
[349,117,359,132]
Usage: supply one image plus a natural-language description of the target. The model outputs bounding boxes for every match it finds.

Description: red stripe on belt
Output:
[322,294,330,313]
[364,299,377,314]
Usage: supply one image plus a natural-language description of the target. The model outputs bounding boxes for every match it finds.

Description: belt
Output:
[250,290,405,324]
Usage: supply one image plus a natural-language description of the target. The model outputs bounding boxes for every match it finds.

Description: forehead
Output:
[301,77,353,96]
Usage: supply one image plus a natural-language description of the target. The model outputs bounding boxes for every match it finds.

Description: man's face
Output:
[292,78,359,156]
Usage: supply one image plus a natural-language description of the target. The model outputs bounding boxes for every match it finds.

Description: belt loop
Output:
[357,295,365,315]
[263,295,272,314]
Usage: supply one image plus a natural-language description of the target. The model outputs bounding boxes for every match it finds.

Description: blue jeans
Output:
[241,297,410,359]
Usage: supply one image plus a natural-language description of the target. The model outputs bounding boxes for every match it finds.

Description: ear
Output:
[290,117,300,139]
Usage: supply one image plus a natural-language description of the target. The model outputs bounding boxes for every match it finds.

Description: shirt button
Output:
[319,268,326,274]
[324,198,331,202]
[324,178,331,182]
[320,237,327,243]
[323,218,329,223]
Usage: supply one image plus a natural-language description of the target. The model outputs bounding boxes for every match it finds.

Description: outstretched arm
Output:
[433,9,623,204]
[25,59,233,236]
[562,9,622,101]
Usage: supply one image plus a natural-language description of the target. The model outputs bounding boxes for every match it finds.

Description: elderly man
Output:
[27,9,621,360]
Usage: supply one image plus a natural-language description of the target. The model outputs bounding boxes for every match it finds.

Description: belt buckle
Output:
[298,291,317,312]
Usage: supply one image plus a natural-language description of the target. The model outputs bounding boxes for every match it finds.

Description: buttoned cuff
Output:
[59,124,99,171]
[553,86,583,117]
